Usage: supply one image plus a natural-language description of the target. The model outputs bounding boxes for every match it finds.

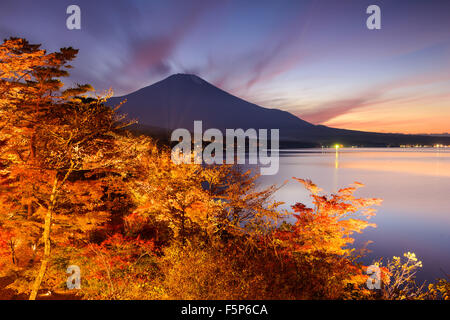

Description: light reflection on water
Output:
[258,148,450,282]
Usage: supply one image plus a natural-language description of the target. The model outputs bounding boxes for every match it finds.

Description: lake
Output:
[257,148,450,283]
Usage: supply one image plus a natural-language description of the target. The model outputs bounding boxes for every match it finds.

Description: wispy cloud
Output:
[299,67,450,124]
[1,0,449,133]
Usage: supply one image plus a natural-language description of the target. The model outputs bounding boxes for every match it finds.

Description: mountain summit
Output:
[110,73,313,134]
[109,74,450,147]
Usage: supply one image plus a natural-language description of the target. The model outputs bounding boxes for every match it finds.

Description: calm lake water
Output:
[257,148,450,283]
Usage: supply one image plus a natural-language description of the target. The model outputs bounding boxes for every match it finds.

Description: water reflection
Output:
[335,148,339,169]
[259,148,450,282]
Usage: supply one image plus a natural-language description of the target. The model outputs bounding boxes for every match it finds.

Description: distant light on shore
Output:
[399,144,450,148]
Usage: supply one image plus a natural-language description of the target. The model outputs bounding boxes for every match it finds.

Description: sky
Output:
[1,0,450,134]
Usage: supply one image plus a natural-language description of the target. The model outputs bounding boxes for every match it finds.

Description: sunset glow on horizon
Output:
[2,0,450,301]
[1,0,449,134]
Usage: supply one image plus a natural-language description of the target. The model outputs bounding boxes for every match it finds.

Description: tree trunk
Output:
[29,177,58,300]
[27,200,32,217]
[181,211,185,246]
[30,131,36,160]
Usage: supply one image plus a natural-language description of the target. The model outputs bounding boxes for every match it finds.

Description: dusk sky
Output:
[1,0,450,134]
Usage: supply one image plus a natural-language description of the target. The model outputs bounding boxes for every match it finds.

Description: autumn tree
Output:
[2,37,443,301]
[271,178,382,298]
[208,166,284,242]
[126,146,219,246]
[0,38,131,299]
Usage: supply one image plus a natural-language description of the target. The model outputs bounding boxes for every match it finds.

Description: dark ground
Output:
[0,276,80,300]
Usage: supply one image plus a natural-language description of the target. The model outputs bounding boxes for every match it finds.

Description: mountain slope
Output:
[109,74,450,147]
[110,74,313,132]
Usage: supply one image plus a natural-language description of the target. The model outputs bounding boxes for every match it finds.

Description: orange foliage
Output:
[275,178,381,256]
[1,37,443,301]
